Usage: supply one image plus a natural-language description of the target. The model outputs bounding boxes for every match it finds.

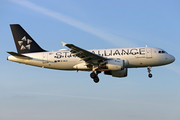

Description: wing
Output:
[61,42,107,66]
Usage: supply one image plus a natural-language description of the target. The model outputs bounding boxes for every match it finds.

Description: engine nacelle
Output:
[106,59,125,70]
[104,68,128,77]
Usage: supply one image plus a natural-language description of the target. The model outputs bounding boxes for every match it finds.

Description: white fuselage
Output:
[7,47,175,71]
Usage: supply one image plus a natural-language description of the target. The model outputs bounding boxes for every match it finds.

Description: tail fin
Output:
[10,24,46,54]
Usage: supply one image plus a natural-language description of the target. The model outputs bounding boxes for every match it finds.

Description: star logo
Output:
[18,36,32,50]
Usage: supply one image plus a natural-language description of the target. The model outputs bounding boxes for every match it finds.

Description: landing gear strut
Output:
[147,66,153,78]
[90,71,101,83]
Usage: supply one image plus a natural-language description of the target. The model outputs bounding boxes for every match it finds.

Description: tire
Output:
[148,73,153,78]
[93,77,99,83]
[90,72,96,78]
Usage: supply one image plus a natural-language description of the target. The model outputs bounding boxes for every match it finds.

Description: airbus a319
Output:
[7,24,175,83]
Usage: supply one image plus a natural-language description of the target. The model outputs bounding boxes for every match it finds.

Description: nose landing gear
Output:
[147,66,153,78]
[90,71,101,83]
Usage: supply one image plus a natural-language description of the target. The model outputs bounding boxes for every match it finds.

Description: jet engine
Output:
[106,59,125,71]
[104,68,128,77]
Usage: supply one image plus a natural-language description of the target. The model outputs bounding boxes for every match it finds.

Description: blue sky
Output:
[1,0,180,119]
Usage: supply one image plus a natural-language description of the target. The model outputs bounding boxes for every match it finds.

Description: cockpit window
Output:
[158,51,167,54]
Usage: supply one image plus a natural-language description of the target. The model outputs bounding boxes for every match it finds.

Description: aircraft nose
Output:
[168,55,175,63]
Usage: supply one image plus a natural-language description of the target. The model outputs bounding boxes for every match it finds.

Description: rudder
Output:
[10,24,46,54]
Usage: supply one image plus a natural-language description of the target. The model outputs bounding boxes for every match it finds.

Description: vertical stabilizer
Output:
[10,24,46,54]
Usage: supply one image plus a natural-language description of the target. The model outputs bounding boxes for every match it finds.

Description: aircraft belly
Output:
[51,62,77,70]
[8,57,77,70]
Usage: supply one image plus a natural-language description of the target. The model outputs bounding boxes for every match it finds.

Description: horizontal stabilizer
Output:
[7,51,32,60]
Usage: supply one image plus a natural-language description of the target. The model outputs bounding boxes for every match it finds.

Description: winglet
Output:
[61,41,67,47]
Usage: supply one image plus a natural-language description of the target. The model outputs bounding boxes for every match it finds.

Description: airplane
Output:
[7,24,175,83]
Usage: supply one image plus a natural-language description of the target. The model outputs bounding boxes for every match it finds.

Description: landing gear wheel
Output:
[90,71,100,83]
[93,77,99,83]
[147,66,153,78]
[90,72,96,78]
[148,73,152,78]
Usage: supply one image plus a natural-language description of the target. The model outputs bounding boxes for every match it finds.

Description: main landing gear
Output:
[147,66,153,78]
[90,71,101,83]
